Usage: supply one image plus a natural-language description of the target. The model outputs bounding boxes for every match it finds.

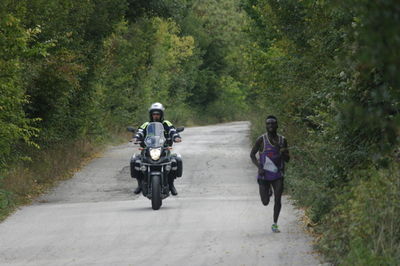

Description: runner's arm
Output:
[250,136,263,168]
[281,138,290,163]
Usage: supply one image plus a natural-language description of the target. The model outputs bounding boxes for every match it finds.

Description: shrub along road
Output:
[0,122,320,265]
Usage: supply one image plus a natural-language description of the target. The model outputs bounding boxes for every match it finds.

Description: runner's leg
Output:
[271,178,284,223]
[258,179,271,206]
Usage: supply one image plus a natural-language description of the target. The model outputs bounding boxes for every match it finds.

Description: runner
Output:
[250,115,290,233]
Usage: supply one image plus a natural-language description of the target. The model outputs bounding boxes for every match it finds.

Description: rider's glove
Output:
[135,129,144,142]
[133,134,143,144]
[173,134,182,143]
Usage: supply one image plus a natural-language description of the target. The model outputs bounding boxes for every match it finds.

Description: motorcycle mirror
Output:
[127,126,136,132]
[176,127,184,133]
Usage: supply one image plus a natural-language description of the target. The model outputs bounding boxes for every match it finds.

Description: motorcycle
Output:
[127,122,184,210]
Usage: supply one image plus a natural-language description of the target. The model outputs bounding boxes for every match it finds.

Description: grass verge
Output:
[0,135,128,222]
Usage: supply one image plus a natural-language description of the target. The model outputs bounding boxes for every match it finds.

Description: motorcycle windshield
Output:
[144,122,166,148]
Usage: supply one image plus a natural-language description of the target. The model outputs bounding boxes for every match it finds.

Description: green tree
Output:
[0,9,38,168]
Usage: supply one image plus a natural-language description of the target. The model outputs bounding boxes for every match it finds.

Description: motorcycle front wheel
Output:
[151,175,162,210]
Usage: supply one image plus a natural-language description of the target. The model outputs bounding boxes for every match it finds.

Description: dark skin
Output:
[250,119,290,175]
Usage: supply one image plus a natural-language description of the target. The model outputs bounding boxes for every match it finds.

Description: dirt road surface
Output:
[0,122,321,266]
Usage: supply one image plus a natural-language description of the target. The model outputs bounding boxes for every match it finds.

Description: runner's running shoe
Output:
[271,223,280,233]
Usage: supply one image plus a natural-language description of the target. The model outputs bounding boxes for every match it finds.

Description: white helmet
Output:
[148,102,165,121]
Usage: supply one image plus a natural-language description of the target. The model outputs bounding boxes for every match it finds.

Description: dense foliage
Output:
[242,0,400,264]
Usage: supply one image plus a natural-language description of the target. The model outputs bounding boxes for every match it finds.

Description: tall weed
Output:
[320,165,400,265]
[0,138,101,221]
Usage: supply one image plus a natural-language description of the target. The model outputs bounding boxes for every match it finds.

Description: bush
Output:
[320,165,400,265]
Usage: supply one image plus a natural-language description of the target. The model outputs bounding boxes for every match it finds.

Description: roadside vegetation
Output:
[1,0,399,264]
[242,0,400,264]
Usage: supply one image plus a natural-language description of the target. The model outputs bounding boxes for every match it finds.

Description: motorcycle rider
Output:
[131,102,182,195]
[250,115,290,233]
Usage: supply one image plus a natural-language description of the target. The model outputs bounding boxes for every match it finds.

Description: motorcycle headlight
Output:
[149,148,162,161]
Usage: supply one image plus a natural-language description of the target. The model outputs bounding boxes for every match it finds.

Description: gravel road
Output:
[0,121,321,266]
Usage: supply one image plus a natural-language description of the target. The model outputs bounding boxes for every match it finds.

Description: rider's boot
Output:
[169,179,178,196]
[134,178,142,194]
